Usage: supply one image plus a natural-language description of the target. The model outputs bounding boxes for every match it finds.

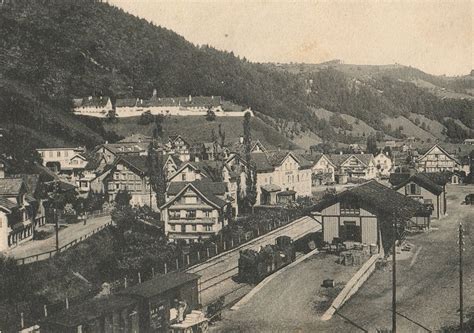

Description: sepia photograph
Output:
[0,0,472,332]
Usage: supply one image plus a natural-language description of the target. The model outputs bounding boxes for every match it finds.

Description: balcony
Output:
[168,217,217,224]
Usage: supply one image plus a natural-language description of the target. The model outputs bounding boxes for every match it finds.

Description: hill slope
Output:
[0,2,472,150]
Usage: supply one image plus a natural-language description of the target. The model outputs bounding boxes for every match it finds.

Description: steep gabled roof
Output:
[328,153,374,167]
[392,173,444,195]
[115,155,148,176]
[0,178,26,196]
[417,143,459,163]
[163,180,228,209]
[250,152,274,172]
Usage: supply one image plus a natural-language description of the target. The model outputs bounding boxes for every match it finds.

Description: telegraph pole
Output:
[392,221,397,333]
[459,223,464,333]
[54,208,59,251]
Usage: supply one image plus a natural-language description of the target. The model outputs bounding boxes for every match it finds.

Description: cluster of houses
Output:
[73,92,254,118]
[0,133,470,252]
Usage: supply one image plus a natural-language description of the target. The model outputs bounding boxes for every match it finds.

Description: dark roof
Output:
[390,172,450,188]
[188,161,222,182]
[328,154,374,167]
[0,197,18,210]
[78,96,110,108]
[115,98,138,107]
[119,272,200,299]
[293,153,314,169]
[146,96,221,108]
[0,178,25,196]
[250,152,273,172]
[166,180,228,208]
[117,155,148,175]
[312,180,431,218]
[392,173,444,195]
[42,295,137,328]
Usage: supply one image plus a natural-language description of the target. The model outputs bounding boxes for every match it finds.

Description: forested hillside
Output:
[0,1,472,149]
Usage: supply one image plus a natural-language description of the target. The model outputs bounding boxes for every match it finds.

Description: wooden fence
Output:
[15,221,113,265]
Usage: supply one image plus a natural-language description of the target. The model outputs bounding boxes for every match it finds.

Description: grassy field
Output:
[382,115,437,142]
[407,112,446,140]
[312,107,378,137]
[103,115,297,149]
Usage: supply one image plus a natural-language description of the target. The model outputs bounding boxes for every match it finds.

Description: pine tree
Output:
[242,112,256,213]
[147,139,167,209]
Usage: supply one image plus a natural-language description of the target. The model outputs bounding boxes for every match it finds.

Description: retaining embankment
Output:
[321,253,381,321]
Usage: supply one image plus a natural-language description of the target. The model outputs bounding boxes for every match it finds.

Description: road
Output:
[212,184,474,332]
[334,184,474,332]
[6,214,112,260]
[185,215,322,306]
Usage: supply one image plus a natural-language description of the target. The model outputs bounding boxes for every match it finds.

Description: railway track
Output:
[189,216,321,305]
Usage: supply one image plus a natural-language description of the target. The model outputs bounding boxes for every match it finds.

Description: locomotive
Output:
[238,235,296,284]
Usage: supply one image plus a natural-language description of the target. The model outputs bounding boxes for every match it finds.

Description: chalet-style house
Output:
[95,142,149,165]
[311,180,431,253]
[0,177,35,251]
[304,154,336,186]
[168,161,222,184]
[161,180,230,243]
[374,152,393,177]
[390,172,447,219]
[164,154,182,179]
[415,144,460,173]
[328,153,377,183]
[168,135,192,162]
[103,156,156,209]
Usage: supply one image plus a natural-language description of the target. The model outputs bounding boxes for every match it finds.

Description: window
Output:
[181,173,186,181]
[340,201,360,215]
[204,225,213,232]
[192,225,197,231]
[65,151,69,157]
[408,183,421,195]
[170,225,175,231]
[185,196,197,204]
[169,210,180,219]
[186,210,196,219]
[340,221,361,242]
[204,211,211,218]
[57,151,61,157]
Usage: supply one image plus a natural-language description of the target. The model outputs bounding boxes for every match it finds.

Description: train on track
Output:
[238,235,296,284]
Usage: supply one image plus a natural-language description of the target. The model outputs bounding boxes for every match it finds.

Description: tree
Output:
[153,114,164,138]
[205,108,216,121]
[115,190,132,208]
[366,134,378,155]
[105,110,118,123]
[218,123,226,147]
[147,141,167,209]
[138,111,155,125]
[242,112,257,213]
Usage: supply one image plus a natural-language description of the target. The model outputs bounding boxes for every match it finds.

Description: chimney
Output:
[239,136,244,144]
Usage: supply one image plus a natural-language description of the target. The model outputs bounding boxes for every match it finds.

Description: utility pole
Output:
[459,223,464,333]
[392,221,397,333]
[54,208,59,251]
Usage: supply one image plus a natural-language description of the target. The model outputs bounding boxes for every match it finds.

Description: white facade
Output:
[312,155,336,182]
[416,144,460,173]
[37,147,86,171]
[374,153,393,177]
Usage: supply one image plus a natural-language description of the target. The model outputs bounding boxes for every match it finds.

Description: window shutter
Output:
[405,184,410,195]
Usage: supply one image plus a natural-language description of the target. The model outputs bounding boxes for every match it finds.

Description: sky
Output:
[109,0,473,76]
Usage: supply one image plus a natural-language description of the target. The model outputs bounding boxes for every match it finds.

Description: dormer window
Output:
[341,201,360,215]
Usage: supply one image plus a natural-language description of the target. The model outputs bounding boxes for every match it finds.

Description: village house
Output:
[311,180,431,253]
[415,143,460,173]
[390,172,447,219]
[251,151,313,205]
[161,180,230,243]
[328,153,377,183]
[72,96,113,116]
[163,154,182,179]
[37,146,87,173]
[0,177,35,252]
[304,154,336,186]
[374,152,393,177]
[103,155,156,209]
[168,135,192,162]
[95,142,149,164]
